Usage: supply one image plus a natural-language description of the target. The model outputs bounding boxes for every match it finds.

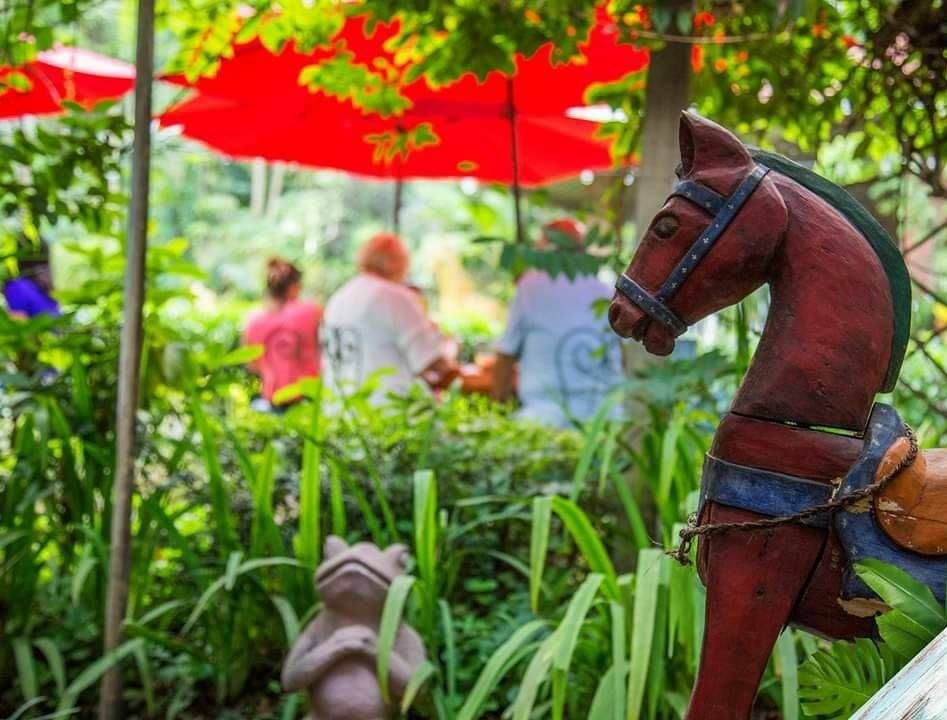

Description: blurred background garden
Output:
[1,0,945,718]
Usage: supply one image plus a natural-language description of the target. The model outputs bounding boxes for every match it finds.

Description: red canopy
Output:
[166,15,647,117]
[161,14,647,185]
[162,91,614,186]
[0,47,135,119]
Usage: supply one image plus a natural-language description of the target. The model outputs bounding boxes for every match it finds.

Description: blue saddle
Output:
[700,403,947,604]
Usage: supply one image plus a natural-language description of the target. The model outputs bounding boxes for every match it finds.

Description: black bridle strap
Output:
[615,274,687,336]
[615,164,770,336]
[670,180,725,215]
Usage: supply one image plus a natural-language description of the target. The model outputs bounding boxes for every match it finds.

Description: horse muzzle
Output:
[608,293,648,339]
[608,293,677,356]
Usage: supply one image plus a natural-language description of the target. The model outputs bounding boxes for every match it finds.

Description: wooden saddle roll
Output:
[875,438,947,556]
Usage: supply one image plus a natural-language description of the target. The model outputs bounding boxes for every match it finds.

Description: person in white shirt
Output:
[492,219,624,428]
[321,232,457,399]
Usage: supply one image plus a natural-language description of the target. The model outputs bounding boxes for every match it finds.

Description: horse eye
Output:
[652,215,679,239]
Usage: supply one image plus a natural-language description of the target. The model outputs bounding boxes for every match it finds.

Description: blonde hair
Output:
[357,232,410,282]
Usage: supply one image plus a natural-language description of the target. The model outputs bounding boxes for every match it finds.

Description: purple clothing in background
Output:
[3,278,60,317]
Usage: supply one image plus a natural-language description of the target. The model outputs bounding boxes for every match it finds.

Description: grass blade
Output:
[610,602,628,720]
[329,460,347,537]
[530,496,552,614]
[510,631,558,720]
[12,637,37,701]
[551,573,604,720]
[627,549,663,720]
[297,389,324,569]
[377,574,416,703]
[776,630,799,720]
[457,620,546,720]
[401,660,436,714]
[439,599,458,700]
[271,595,301,646]
[57,639,144,714]
[550,497,619,600]
[33,638,66,698]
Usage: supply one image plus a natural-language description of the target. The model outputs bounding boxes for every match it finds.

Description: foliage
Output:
[0,107,131,253]
[799,559,947,718]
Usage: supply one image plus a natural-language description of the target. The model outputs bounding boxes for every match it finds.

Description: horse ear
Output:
[679,111,752,178]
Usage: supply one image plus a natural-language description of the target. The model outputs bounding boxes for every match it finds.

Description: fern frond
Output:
[798,638,900,719]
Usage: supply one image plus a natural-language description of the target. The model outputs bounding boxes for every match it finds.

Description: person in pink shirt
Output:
[244,258,322,407]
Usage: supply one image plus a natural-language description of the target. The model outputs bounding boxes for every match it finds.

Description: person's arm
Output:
[421,356,459,390]
[491,284,527,401]
[389,289,458,390]
[490,353,517,401]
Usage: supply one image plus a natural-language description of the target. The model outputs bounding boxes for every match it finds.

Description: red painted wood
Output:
[688,503,825,720]
[607,113,907,720]
[712,412,863,481]
[792,533,877,639]
[731,171,893,432]
[609,112,894,431]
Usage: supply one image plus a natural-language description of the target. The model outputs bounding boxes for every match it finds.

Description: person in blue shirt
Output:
[4,242,60,319]
[491,219,624,428]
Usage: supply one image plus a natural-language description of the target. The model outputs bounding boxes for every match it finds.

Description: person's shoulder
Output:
[514,269,551,296]
[243,308,270,339]
[291,299,322,317]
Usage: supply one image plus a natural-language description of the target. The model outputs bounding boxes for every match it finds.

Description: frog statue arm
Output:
[281,622,377,692]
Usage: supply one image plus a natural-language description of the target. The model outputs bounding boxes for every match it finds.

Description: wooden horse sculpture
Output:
[608,112,947,719]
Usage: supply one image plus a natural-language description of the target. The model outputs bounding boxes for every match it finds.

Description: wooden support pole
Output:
[506,78,525,244]
[99,0,155,716]
[393,175,404,234]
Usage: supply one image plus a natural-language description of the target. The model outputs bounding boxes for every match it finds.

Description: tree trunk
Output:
[633,40,692,236]
[266,162,286,216]
[250,157,267,216]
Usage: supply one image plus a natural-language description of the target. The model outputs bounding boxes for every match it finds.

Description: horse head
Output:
[608,112,788,355]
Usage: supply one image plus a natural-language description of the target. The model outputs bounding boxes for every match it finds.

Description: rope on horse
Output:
[668,424,918,566]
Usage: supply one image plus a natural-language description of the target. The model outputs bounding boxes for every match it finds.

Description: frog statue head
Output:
[315,536,410,615]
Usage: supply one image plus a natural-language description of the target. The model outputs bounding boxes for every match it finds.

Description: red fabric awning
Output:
[0,47,135,119]
[161,13,646,185]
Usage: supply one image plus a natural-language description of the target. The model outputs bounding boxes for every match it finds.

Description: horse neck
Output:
[729,175,894,433]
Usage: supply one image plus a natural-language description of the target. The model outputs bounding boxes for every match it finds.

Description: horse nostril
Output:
[630,314,650,342]
[608,302,624,332]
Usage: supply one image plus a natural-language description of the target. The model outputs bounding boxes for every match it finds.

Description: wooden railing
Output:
[850,627,947,720]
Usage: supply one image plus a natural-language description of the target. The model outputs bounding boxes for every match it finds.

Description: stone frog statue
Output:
[282,536,427,720]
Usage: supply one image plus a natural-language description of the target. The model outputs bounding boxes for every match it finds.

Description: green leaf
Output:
[529,496,552,614]
[550,497,619,600]
[776,630,799,720]
[457,620,546,720]
[551,574,604,720]
[799,638,899,717]
[510,631,558,720]
[377,574,416,703]
[271,595,301,646]
[609,602,628,720]
[209,344,262,369]
[400,660,435,714]
[855,559,945,639]
[627,549,664,720]
[32,638,65,698]
[588,664,623,720]
[183,557,302,634]
[71,544,98,605]
[12,637,37,701]
[57,639,145,714]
